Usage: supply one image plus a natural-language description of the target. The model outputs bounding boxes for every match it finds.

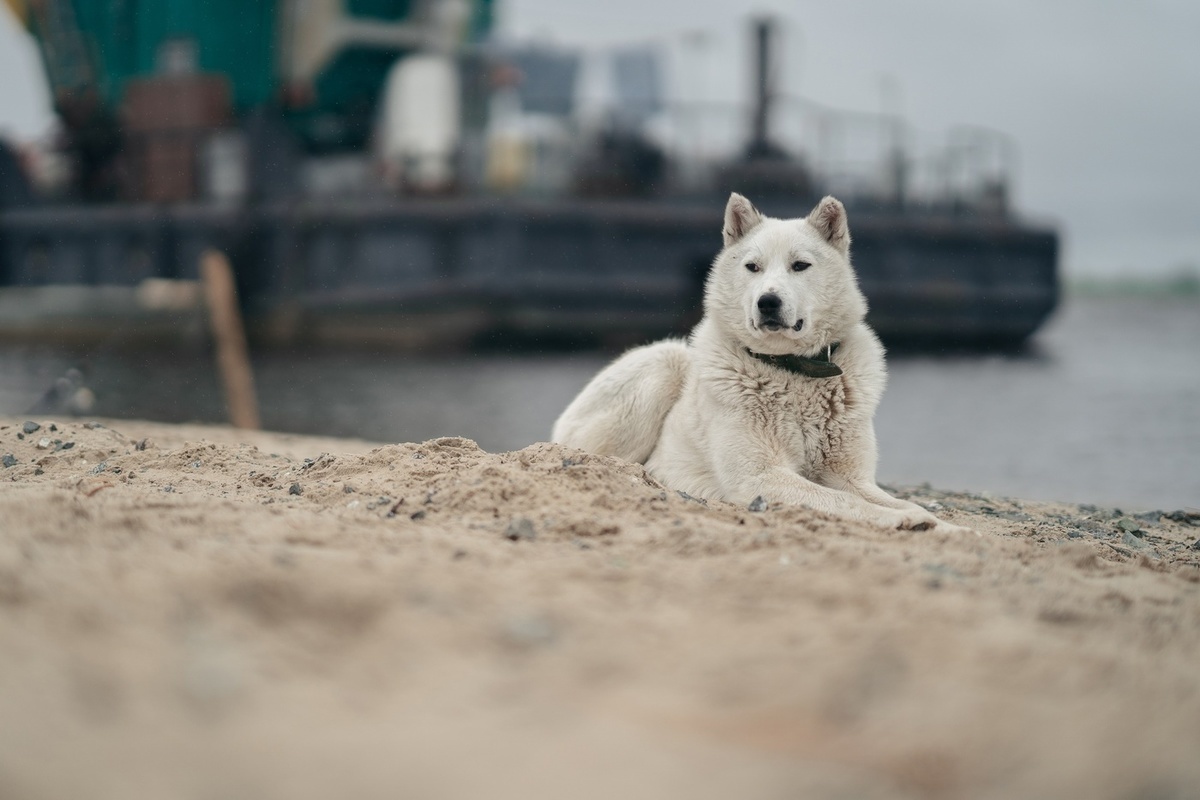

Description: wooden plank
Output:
[200,249,260,430]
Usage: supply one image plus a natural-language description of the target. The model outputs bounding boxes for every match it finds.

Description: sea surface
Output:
[2,294,1197,511]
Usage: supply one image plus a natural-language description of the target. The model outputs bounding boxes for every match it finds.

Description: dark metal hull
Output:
[0,199,1058,348]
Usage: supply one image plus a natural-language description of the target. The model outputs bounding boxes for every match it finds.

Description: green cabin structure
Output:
[24,0,494,150]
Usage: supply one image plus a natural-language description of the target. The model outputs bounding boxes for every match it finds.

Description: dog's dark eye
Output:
[791,260,811,272]
[745,262,761,273]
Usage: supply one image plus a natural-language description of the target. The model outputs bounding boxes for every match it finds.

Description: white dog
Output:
[553,193,958,532]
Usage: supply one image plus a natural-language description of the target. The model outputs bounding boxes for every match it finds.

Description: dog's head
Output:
[704,193,868,356]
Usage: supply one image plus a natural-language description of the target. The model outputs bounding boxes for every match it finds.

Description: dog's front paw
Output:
[878,507,940,532]
[933,520,977,536]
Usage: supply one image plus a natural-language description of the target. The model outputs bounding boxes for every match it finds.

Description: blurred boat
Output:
[0,1,1057,349]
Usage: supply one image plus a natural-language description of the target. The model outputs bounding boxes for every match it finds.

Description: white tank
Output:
[0,2,57,144]
[378,53,461,192]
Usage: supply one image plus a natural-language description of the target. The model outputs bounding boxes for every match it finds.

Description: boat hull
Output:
[0,199,1057,349]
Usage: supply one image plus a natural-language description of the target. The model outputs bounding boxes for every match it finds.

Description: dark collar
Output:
[745,342,843,378]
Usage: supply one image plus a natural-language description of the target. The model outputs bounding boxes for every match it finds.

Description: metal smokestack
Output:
[747,16,781,159]
[722,14,812,198]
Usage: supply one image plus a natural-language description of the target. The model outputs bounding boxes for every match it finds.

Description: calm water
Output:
[1,294,1197,511]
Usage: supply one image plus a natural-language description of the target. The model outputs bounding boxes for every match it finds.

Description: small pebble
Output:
[502,614,557,647]
[1121,531,1148,549]
[22,421,40,435]
[1116,518,1143,536]
[288,483,302,496]
[748,495,768,512]
[504,518,536,541]
[1,454,17,468]
[36,438,51,450]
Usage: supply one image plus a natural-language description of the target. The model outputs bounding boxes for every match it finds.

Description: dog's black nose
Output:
[757,293,782,314]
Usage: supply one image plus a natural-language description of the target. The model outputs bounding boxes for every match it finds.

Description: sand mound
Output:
[1,417,1198,800]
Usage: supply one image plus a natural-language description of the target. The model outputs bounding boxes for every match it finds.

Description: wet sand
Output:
[1,416,1198,799]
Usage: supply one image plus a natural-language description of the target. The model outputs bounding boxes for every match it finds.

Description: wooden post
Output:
[200,249,261,430]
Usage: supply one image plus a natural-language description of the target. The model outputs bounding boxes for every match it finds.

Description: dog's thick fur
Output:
[553,193,957,531]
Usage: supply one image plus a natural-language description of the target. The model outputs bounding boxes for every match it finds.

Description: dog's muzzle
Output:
[756,293,803,332]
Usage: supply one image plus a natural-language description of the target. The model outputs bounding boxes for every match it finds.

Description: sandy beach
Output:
[1,415,1198,799]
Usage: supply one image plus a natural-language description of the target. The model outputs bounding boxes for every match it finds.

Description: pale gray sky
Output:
[502,0,1200,280]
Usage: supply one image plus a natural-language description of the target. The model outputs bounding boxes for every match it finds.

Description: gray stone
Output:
[21,421,40,435]
[1116,518,1143,536]
[502,614,557,646]
[1121,531,1149,549]
[504,517,536,541]
[1,454,17,468]
[288,483,302,496]
[748,495,768,512]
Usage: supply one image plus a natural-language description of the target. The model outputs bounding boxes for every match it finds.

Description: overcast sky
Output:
[502,0,1200,280]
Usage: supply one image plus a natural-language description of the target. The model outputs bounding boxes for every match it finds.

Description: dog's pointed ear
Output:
[807,196,851,256]
[723,193,763,247]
